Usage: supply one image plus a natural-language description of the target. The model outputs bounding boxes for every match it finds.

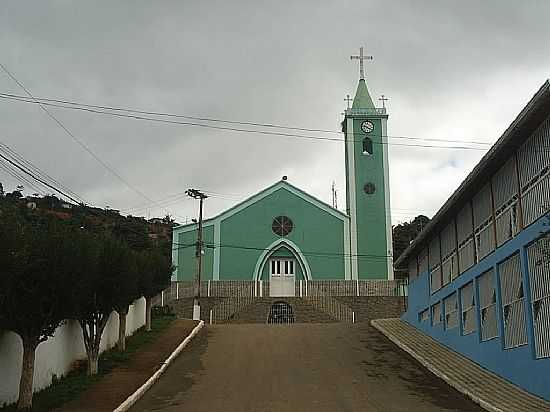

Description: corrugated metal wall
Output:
[429,236,441,292]
[444,292,458,330]
[518,116,550,190]
[527,236,550,359]
[479,268,498,341]
[493,158,520,247]
[461,281,476,335]
[518,116,550,227]
[499,253,528,349]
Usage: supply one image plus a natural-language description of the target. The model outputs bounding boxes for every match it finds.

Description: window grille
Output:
[419,308,430,323]
[444,293,458,330]
[521,172,550,227]
[499,253,528,349]
[457,203,474,244]
[442,253,458,284]
[517,116,550,190]
[408,258,418,281]
[429,236,441,268]
[492,158,519,210]
[479,268,498,341]
[495,202,519,247]
[527,236,550,358]
[458,238,476,274]
[441,221,457,259]
[431,265,442,293]
[473,184,493,228]
[432,302,442,326]
[475,221,495,261]
[461,282,476,335]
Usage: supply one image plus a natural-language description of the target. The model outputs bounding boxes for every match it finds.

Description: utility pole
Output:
[186,188,208,320]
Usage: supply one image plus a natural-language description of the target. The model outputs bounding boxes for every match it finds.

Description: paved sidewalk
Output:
[55,319,198,412]
[371,318,550,412]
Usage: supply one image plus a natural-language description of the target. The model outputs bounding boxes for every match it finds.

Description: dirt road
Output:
[130,323,483,412]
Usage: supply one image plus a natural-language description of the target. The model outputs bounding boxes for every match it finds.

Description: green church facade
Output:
[173,181,350,282]
[173,64,393,292]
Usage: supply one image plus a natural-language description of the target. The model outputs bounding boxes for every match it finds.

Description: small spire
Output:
[351,78,375,109]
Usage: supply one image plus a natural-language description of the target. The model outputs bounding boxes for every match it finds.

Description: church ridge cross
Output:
[379,94,388,109]
[344,94,353,109]
[350,46,373,80]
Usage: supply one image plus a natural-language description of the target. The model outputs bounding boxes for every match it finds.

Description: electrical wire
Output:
[0,91,495,146]
[0,93,491,151]
[0,63,162,208]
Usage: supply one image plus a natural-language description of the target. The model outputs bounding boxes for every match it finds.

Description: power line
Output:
[172,241,392,261]
[0,93,491,151]
[0,142,87,204]
[0,91,495,146]
[0,63,159,206]
[0,152,82,203]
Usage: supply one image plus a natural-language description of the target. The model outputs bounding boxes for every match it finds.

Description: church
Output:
[172,50,393,296]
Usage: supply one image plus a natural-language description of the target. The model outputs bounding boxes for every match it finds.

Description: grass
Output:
[0,314,175,412]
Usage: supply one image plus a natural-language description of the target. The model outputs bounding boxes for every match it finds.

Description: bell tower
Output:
[344,47,393,280]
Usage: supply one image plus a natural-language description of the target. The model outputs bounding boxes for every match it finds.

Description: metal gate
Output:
[268,301,295,324]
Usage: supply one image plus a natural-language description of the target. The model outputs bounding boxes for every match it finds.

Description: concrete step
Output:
[228,298,338,324]
[371,318,550,412]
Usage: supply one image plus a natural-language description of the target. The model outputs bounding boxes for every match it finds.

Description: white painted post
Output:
[210,309,213,325]
[208,280,211,297]
[305,280,308,297]
[352,311,356,323]
[255,280,258,297]
[161,290,164,307]
[300,280,303,297]
[356,279,360,297]
[176,282,179,300]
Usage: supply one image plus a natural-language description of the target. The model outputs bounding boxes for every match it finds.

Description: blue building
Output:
[397,80,550,401]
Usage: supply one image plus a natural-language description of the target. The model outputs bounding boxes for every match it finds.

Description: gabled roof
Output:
[174,179,348,232]
[395,79,550,268]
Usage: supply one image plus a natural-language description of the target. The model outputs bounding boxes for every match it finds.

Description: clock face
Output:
[361,121,374,133]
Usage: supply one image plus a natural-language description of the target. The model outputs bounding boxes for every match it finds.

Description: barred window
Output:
[444,293,458,330]
[527,236,550,359]
[479,268,498,341]
[419,308,430,323]
[432,302,442,326]
[461,282,476,335]
[499,253,528,349]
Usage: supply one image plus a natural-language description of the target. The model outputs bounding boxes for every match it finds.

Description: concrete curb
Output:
[113,320,205,412]
[370,319,502,412]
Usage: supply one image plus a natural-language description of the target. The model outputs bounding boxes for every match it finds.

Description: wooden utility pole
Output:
[186,188,208,320]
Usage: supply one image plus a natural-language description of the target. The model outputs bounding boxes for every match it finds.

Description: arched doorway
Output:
[268,301,295,324]
[253,239,311,297]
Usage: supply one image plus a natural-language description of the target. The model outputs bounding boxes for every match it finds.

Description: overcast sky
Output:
[1,1,549,225]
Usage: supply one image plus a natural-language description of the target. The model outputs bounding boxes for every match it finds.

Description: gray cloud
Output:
[0,1,549,223]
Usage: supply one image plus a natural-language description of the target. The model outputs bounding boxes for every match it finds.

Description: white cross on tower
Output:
[350,46,373,80]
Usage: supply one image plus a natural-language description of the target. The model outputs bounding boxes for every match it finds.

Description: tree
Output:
[392,215,430,262]
[113,248,140,352]
[0,213,80,409]
[73,235,128,375]
[139,248,173,331]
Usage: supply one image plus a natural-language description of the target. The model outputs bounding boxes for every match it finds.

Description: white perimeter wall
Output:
[0,297,146,407]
